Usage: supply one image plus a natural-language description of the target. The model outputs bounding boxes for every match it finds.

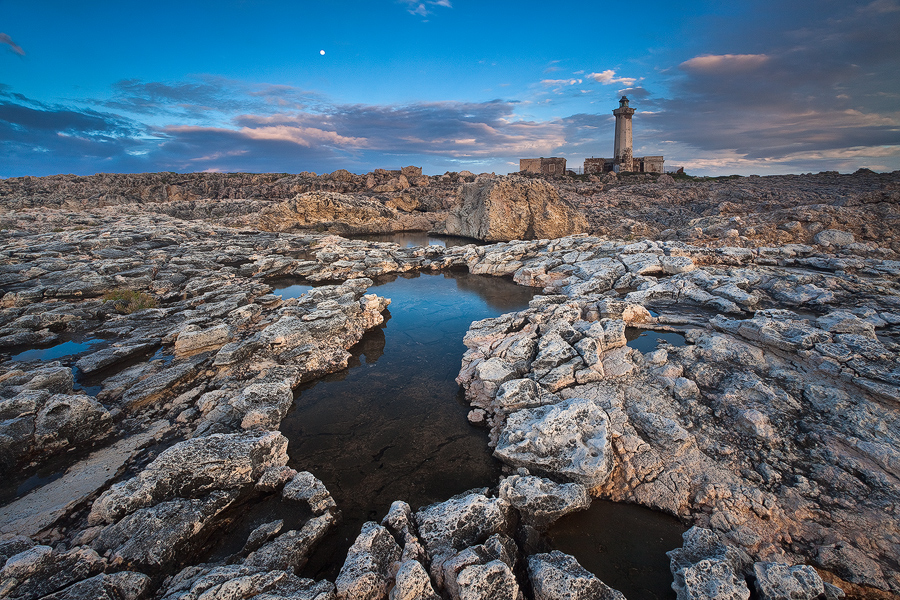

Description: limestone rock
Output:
[498,475,590,529]
[259,192,401,234]
[0,545,107,600]
[335,521,401,600]
[157,564,335,600]
[528,551,625,600]
[814,229,855,246]
[668,527,752,600]
[752,562,836,600]
[244,514,335,573]
[389,560,439,600]
[282,470,337,515]
[40,572,152,600]
[445,176,587,242]
[92,491,236,571]
[494,397,613,486]
[88,431,289,525]
[414,491,513,566]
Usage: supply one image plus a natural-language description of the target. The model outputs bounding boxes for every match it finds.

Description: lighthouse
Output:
[612,95,635,172]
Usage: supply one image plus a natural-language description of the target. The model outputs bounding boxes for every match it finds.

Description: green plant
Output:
[103,288,157,314]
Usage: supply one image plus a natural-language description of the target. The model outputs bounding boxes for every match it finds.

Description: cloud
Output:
[400,0,452,17]
[587,70,637,86]
[642,0,900,174]
[679,54,769,73]
[0,33,25,56]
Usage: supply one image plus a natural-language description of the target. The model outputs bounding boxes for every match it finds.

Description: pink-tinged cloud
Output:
[680,54,770,73]
[0,33,25,56]
[541,79,583,87]
[587,70,637,86]
[239,125,368,148]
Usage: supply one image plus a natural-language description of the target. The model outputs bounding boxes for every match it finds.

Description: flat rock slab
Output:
[0,422,168,537]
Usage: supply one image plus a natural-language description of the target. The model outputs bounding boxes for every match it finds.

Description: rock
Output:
[390,560,439,600]
[282,471,337,515]
[244,514,334,572]
[174,323,231,355]
[259,192,401,234]
[33,393,112,451]
[89,431,289,525]
[445,176,587,242]
[335,521,401,600]
[74,341,158,375]
[494,397,613,486]
[752,562,835,600]
[40,572,152,600]
[157,564,336,600]
[498,475,590,528]
[0,545,107,600]
[414,490,512,569]
[528,550,625,600]
[92,491,236,571]
[455,560,520,600]
[668,527,752,600]
[814,229,855,246]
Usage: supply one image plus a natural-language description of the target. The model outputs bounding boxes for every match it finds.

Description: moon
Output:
[319,50,325,56]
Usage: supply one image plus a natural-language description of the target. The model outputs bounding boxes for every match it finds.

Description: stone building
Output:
[583,97,664,174]
[519,157,567,176]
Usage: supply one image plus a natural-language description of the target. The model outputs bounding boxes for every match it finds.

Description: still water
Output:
[347,231,479,248]
[277,271,538,579]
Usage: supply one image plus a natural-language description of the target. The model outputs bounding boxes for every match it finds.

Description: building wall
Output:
[639,156,665,173]
[519,157,567,176]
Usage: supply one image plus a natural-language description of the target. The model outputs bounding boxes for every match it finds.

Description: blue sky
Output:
[2,0,898,177]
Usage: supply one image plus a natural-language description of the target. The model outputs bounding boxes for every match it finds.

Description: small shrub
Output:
[103,288,157,314]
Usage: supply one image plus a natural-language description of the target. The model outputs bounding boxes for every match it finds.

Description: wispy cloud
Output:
[679,54,769,73]
[0,33,25,56]
[587,70,637,86]
[400,0,453,18]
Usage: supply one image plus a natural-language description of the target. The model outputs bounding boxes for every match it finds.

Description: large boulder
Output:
[445,176,587,242]
[528,551,625,600]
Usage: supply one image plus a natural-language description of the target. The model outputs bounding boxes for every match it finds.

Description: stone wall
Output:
[520,157,567,176]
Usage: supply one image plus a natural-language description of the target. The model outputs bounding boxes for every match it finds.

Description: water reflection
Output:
[625,329,687,354]
[278,271,538,580]
[10,339,105,362]
[547,500,687,600]
[347,231,480,248]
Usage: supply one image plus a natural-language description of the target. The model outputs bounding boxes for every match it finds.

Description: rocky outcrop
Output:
[445,176,587,242]
[528,551,625,600]
[259,191,431,234]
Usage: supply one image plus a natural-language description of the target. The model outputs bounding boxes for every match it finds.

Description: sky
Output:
[1,0,899,177]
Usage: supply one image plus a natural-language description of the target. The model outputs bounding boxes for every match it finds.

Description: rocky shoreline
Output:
[1,170,899,600]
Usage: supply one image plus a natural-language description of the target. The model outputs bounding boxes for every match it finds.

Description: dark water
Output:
[547,500,687,600]
[347,232,479,248]
[276,271,538,579]
[10,339,105,362]
[626,329,687,353]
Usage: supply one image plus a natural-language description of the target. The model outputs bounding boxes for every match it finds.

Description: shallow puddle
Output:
[626,329,687,354]
[10,338,105,362]
[347,231,478,248]
[547,500,687,600]
[278,271,538,579]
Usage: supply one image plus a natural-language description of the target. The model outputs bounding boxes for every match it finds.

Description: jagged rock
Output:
[528,551,625,600]
[244,514,334,572]
[157,564,335,600]
[0,545,107,600]
[92,491,236,571]
[445,176,587,242]
[414,490,513,574]
[89,431,289,525]
[335,521,401,600]
[282,471,337,515]
[668,527,752,600]
[498,475,590,528]
[174,323,231,355]
[752,562,839,600]
[389,560,439,600]
[440,534,518,600]
[39,571,151,600]
[494,397,613,486]
[74,341,158,375]
[259,192,421,234]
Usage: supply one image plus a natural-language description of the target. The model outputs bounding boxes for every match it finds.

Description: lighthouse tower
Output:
[612,95,635,172]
